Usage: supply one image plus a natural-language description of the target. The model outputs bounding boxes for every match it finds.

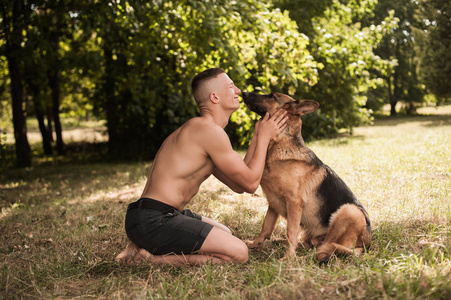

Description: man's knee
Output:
[202,227,248,263]
[231,241,248,263]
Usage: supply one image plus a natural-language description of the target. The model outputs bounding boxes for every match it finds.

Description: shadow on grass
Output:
[0,152,148,210]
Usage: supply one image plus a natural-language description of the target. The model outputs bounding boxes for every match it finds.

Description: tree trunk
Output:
[5,0,32,167]
[390,99,397,116]
[46,106,54,142]
[41,6,65,155]
[389,71,399,116]
[9,56,31,167]
[387,76,396,116]
[32,93,53,155]
[390,42,404,117]
[48,67,64,155]
[27,62,53,155]
[103,35,120,156]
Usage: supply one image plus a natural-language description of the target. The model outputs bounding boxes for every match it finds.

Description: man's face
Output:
[214,73,241,111]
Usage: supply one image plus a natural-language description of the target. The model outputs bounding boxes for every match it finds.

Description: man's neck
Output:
[199,106,231,128]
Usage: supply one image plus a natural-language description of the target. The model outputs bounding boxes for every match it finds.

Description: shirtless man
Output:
[115,68,288,266]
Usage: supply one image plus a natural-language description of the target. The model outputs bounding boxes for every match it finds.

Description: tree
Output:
[370,0,424,115]
[23,2,54,156]
[416,0,451,103]
[6,0,401,163]
[1,0,32,167]
[72,0,317,158]
[275,0,396,137]
[42,1,66,155]
[26,0,79,155]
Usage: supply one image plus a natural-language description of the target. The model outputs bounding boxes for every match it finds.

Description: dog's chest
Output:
[262,143,318,183]
[260,144,327,229]
[260,159,319,208]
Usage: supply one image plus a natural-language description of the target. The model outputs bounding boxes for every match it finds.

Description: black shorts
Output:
[124,198,213,255]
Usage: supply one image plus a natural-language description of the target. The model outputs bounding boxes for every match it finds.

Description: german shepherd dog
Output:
[242,92,371,262]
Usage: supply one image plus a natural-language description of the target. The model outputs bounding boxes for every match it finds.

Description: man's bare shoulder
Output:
[183,117,226,136]
[180,117,231,149]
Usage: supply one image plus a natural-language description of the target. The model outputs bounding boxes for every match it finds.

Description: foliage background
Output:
[0,0,450,166]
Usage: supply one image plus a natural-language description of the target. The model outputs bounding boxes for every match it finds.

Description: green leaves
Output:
[77,0,318,152]
[5,0,440,161]
[415,0,451,103]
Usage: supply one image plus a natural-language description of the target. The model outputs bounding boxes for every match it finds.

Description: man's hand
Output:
[257,109,288,142]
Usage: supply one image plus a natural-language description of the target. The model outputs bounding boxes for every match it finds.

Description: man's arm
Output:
[213,118,261,193]
[243,120,260,165]
[207,110,287,193]
[213,122,260,193]
[213,167,246,194]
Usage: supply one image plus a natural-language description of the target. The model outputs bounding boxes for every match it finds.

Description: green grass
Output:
[1,107,450,299]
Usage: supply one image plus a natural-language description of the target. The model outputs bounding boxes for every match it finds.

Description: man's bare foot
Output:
[133,248,152,264]
[115,242,140,265]
[118,245,230,266]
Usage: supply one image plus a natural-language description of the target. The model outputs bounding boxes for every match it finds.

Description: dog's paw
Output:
[317,252,329,262]
[316,243,335,262]
[245,239,263,249]
[352,247,364,257]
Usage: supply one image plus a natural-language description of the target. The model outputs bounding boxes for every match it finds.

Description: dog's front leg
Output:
[246,206,279,248]
[282,201,303,260]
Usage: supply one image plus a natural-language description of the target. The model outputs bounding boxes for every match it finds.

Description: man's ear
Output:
[209,92,219,104]
[283,100,319,116]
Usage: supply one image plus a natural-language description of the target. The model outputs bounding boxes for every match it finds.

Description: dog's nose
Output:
[242,92,249,97]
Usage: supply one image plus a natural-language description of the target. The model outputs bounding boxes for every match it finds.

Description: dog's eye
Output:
[272,93,280,103]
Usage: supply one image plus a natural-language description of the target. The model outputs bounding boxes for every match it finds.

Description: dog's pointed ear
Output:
[283,100,319,116]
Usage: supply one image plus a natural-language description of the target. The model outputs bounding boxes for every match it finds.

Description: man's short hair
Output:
[191,68,226,105]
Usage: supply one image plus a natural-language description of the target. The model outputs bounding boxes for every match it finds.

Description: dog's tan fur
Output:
[244,92,371,261]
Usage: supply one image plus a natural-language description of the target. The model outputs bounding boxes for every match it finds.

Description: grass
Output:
[1,106,450,299]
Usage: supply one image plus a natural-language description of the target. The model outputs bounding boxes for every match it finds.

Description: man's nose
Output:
[235,87,241,94]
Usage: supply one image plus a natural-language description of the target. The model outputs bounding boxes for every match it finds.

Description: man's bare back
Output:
[115,68,288,266]
[141,117,221,211]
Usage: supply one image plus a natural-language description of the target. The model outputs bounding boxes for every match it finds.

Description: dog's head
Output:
[242,92,319,118]
[242,92,319,143]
